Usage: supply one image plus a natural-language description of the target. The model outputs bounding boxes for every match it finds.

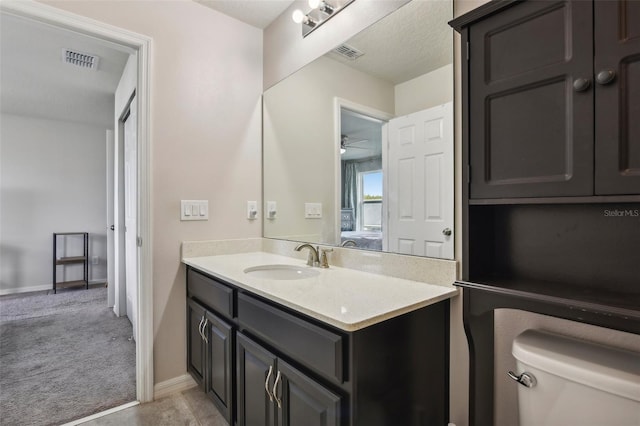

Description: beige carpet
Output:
[0,287,136,426]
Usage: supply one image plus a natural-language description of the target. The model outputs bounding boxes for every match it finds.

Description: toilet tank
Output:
[512,329,640,426]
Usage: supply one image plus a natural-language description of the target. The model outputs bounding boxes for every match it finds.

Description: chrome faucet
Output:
[294,244,333,268]
[341,239,357,247]
[295,243,319,267]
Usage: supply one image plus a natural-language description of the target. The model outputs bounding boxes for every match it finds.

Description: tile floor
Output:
[81,387,228,426]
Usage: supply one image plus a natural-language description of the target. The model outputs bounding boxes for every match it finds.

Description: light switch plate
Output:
[181,200,209,221]
[305,202,322,218]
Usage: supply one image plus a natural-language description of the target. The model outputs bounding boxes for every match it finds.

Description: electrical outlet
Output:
[247,201,258,220]
[267,201,277,219]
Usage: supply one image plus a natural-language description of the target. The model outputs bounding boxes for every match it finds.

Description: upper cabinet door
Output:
[469,0,594,199]
[594,0,640,195]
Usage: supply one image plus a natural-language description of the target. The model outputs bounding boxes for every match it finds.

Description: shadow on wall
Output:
[0,244,24,290]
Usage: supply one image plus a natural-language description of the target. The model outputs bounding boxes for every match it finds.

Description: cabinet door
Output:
[187,299,206,387]
[237,333,277,426]
[204,311,233,423]
[469,0,594,198]
[594,0,640,195]
[275,359,342,426]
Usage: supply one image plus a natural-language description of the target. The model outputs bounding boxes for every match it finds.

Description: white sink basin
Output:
[243,264,320,280]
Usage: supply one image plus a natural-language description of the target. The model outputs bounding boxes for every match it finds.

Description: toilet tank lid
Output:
[513,330,640,402]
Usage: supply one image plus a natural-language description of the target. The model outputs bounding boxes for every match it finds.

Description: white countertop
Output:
[183,252,457,331]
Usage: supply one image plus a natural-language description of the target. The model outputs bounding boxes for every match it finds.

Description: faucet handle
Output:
[319,248,333,268]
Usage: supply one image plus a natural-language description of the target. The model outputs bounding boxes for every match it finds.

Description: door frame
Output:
[1,0,154,403]
[333,98,393,245]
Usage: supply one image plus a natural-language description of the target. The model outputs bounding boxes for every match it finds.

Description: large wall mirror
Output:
[263,0,454,259]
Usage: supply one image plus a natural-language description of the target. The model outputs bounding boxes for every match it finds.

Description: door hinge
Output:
[466,41,470,61]
[137,237,142,247]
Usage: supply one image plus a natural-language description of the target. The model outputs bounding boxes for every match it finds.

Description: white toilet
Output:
[511,329,640,426]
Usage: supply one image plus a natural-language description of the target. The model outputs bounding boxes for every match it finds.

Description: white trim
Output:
[0,285,51,296]
[153,374,198,400]
[333,98,394,245]
[62,401,140,426]
[0,281,106,296]
[1,0,154,403]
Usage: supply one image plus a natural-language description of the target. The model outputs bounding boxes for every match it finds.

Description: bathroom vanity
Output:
[184,252,456,426]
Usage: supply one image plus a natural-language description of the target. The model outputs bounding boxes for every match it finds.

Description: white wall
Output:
[395,63,453,116]
[263,56,394,244]
[0,113,108,293]
[40,0,264,384]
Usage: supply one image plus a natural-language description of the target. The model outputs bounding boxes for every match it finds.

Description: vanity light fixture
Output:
[292,0,355,38]
[309,0,334,14]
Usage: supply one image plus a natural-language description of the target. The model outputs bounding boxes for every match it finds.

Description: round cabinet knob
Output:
[442,228,452,236]
[596,70,616,85]
[573,78,591,92]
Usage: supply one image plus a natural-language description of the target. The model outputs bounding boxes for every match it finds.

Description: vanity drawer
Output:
[187,268,234,319]
[237,293,344,383]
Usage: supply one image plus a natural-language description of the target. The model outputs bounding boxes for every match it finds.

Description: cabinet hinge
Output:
[466,41,470,61]
[137,236,142,247]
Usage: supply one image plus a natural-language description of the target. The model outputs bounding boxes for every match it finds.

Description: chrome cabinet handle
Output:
[596,69,616,85]
[197,316,205,340]
[508,371,537,388]
[264,365,274,402]
[202,318,209,344]
[573,78,591,92]
[272,371,282,408]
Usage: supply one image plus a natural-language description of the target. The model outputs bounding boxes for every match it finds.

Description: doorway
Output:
[0,0,153,408]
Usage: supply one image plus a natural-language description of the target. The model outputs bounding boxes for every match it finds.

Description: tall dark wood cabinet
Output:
[594,0,640,194]
[451,1,640,425]
[466,0,640,199]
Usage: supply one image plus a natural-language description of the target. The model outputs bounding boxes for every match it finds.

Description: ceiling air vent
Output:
[62,49,100,70]
[332,44,364,60]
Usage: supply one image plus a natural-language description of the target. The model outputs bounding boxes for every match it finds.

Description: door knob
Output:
[596,70,616,85]
[573,78,591,92]
[110,225,115,231]
[442,228,452,236]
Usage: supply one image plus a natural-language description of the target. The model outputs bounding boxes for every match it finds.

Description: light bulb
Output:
[292,9,305,24]
[308,0,321,9]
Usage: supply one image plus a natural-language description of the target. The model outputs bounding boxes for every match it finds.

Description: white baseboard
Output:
[0,284,51,296]
[0,280,107,296]
[153,374,197,400]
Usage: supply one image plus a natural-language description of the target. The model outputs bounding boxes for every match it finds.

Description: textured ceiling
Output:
[1,13,130,127]
[327,0,452,84]
[194,0,295,29]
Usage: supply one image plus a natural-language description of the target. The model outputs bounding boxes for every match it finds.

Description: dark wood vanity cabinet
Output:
[465,0,640,199]
[187,271,235,423]
[186,266,450,426]
[451,1,640,425]
[237,332,341,426]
